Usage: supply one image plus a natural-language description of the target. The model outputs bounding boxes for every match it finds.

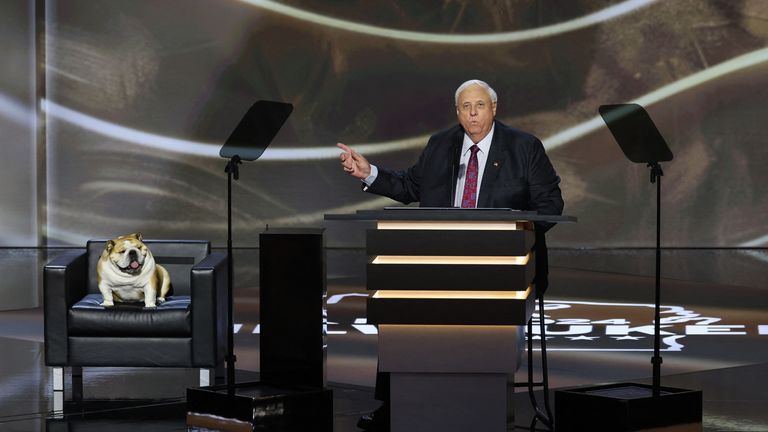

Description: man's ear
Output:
[105,240,115,253]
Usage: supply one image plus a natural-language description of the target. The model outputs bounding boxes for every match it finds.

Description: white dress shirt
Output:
[454,124,494,207]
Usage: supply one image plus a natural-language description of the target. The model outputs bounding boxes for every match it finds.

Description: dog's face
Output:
[105,232,150,276]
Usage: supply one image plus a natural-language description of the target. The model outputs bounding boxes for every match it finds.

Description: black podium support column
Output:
[259,228,326,388]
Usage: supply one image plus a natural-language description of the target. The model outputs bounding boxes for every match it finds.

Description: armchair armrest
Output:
[190,252,229,367]
[44,250,88,365]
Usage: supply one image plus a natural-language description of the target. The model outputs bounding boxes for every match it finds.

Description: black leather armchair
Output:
[44,239,228,397]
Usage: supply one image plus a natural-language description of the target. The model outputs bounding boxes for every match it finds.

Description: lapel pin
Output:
[493,161,499,167]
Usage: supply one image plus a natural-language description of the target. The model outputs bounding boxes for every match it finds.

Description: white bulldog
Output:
[96,232,171,308]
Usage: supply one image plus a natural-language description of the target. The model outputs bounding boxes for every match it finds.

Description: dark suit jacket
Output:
[366,120,564,294]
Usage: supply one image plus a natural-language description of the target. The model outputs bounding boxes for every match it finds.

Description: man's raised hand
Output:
[337,142,371,180]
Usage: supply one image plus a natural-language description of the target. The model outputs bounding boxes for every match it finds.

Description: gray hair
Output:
[454,79,498,105]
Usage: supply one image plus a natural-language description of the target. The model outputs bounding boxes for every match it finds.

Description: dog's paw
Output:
[157,297,166,304]
[144,303,157,308]
[100,300,114,307]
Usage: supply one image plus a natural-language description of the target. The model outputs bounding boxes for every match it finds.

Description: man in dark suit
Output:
[337,79,563,431]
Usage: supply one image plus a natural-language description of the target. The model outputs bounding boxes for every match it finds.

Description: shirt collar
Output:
[462,123,495,156]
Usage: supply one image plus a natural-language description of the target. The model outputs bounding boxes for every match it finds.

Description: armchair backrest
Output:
[86,240,211,296]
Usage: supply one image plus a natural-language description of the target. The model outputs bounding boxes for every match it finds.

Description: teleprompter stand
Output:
[218,101,294,393]
[554,104,702,431]
[186,101,332,431]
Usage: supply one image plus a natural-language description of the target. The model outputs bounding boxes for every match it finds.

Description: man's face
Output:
[456,85,497,143]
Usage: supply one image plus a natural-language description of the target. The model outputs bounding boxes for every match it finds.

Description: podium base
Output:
[186,381,332,432]
[555,383,702,432]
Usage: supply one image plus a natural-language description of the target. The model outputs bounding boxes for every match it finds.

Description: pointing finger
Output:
[336,142,352,153]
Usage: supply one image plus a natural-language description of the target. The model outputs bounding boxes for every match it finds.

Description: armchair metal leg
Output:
[199,368,212,387]
[52,367,83,399]
[52,367,65,416]
[53,392,64,417]
[52,366,83,415]
[199,363,226,387]
[71,367,83,401]
[52,367,64,392]
[215,362,225,383]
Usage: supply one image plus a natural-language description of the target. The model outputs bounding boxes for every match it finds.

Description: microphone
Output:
[450,142,462,207]
[457,163,466,179]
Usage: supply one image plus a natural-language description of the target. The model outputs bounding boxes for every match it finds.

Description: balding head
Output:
[454,79,498,106]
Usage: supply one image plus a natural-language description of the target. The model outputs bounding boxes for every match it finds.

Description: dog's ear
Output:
[105,240,115,252]
[128,232,143,242]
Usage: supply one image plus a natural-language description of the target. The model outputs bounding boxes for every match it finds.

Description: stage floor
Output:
[0,248,766,431]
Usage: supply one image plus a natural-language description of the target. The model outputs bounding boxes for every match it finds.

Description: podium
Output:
[326,208,575,432]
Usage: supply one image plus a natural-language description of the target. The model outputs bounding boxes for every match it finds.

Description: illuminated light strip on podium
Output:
[371,254,529,265]
[373,287,531,300]
[377,220,525,230]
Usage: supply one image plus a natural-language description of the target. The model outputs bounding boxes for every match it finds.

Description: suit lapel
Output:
[478,123,506,207]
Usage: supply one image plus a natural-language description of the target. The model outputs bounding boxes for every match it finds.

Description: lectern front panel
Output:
[366,259,534,291]
[366,217,536,326]
[378,324,523,372]
[367,287,533,325]
[367,229,534,256]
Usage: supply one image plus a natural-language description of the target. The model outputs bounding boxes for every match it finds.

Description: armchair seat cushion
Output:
[68,294,191,337]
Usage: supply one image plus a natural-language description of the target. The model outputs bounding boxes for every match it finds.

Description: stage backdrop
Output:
[2,0,768,248]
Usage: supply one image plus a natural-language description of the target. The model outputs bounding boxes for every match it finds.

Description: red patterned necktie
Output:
[460,145,480,208]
